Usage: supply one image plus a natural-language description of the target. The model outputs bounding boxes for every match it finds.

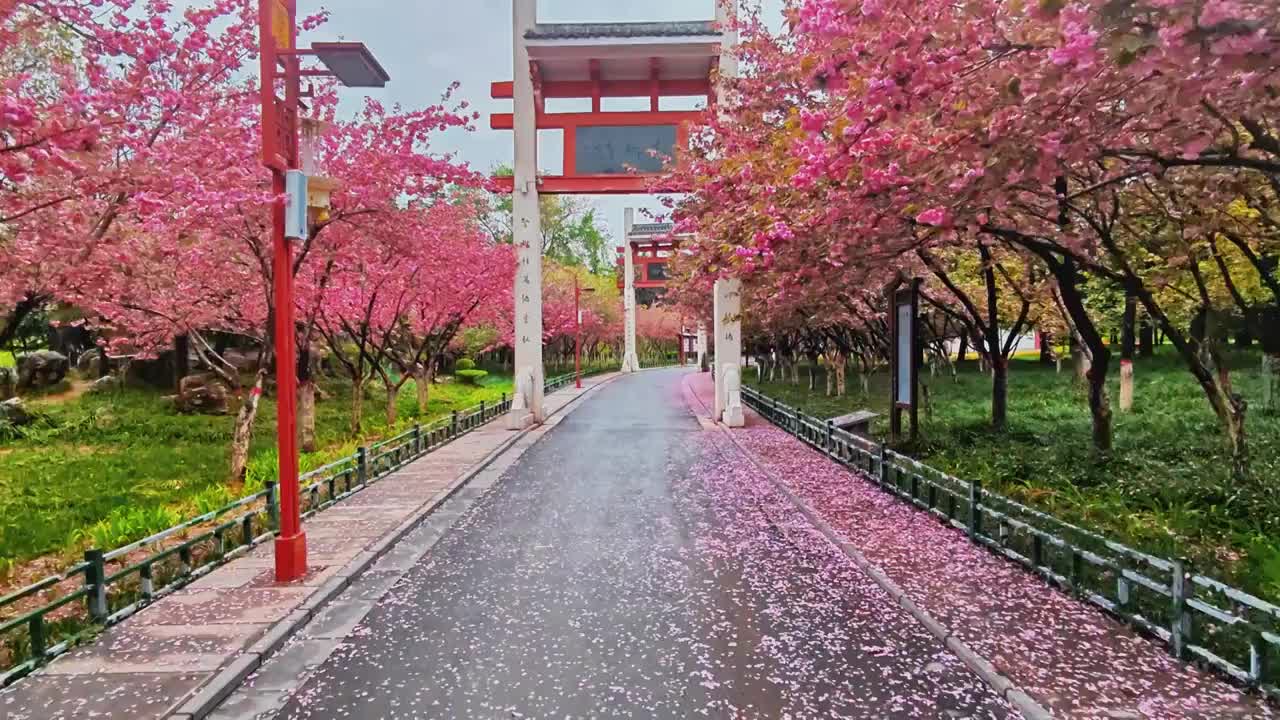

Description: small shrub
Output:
[455,369,488,386]
[456,358,476,372]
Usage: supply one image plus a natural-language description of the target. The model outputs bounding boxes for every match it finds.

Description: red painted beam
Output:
[491,79,712,100]
[490,110,703,131]
[589,60,602,113]
[649,58,661,112]
[491,174,687,195]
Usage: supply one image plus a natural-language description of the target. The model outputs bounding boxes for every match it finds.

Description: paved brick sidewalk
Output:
[0,375,617,720]
[683,372,1275,719]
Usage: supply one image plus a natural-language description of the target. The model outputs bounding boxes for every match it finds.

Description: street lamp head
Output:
[311,42,391,88]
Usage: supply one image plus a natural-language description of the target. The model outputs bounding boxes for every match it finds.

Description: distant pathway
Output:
[268,368,1013,719]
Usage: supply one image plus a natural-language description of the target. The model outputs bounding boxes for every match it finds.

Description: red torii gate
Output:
[489,20,720,196]
[489,3,741,427]
[615,221,699,366]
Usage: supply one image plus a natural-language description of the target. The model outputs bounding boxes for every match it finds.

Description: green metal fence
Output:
[0,371,604,687]
[741,385,1279,702]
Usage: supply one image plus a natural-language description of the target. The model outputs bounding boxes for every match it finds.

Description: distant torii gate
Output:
[616,213,700,369]
[493,0,743,429]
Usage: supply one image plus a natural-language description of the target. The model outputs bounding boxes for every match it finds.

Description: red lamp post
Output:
[258,0,389,582]
[575,276,595,389]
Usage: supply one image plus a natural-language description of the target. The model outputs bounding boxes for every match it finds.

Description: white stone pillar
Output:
[508,0,544,430]
[696,323,707,369]
[714,278,743,427]
[716,1,739,85]
[712,2,743,427]
[621,208,640,373]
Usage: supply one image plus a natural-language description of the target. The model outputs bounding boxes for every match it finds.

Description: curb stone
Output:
[702,402,1056,720]
[177,655,261,720]
[167,373,626,720]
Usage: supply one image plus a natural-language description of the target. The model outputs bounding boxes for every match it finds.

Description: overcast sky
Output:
[298,0,786,246]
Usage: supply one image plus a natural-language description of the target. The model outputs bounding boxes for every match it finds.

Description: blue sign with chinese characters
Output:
[575,125,677,175]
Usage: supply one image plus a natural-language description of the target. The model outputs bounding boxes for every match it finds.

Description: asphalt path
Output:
[274,369,1013,719]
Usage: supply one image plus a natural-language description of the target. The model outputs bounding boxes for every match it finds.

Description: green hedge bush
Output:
[456,368,488,386]
[456,358,476,371]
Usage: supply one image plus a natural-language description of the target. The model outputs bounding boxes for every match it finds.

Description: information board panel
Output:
[896,302,913,405]
[575,125,677,175]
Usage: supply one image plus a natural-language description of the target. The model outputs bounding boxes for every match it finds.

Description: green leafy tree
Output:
[483,166,612,271]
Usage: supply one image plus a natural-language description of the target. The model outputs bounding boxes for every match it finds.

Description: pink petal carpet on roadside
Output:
[682,372,1275,720]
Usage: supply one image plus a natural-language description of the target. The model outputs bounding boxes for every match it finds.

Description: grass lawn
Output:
[748,348,1280,601]
[0,374,512,576]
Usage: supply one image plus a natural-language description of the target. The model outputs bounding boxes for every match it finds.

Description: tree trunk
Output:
[1087,361,1114,453]
[825,358,834,396]
[1120,294,1137,413]
[173,335,190,393]
[1221,388,1248,479]
[1130,286,1248,474]
[385,384,399,426]
[957,335,969,363]
[991,357,1009,431]
[229,370,267,489]
[1262,353,1277,415]
[1049,260,1112,453]
[1194,329,1250,477]
[415,365,433,414]
[298,380,317,453]
[1198,317,1250,479]
[297,345,317,453]
[1119,362,1135,414]
[1071,333,1091,384]
[835,353,848,396]
[1139,318,1155,357]
[351,377,364,436]
[1039,332,1056,365]
[978,242,1007,431]
[0,294,45,353]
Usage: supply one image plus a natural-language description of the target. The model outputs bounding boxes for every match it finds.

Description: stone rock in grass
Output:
[76,351,110,377]
[0,367,15,400]
[0,397,33,426]
[16,350,70,390]
[175,373,230,415]
[87,375,121,395]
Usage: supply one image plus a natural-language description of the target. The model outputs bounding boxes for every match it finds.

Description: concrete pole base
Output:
[721,363,745,428]
[506,366,538,431]
[506,410,535,431]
